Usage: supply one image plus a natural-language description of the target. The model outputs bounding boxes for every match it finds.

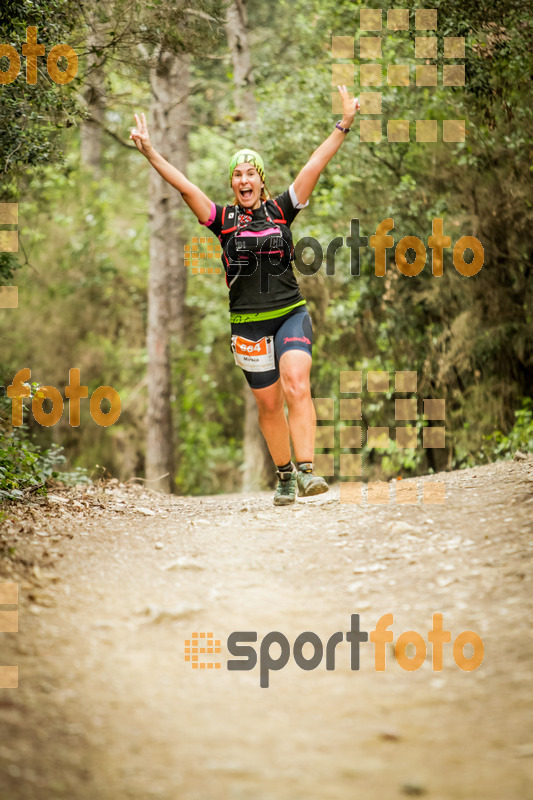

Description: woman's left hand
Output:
[337,85,360,127]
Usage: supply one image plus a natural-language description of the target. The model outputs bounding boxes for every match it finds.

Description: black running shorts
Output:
[230,306,313,389]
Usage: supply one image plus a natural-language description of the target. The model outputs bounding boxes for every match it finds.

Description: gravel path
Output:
[1,458,532,799]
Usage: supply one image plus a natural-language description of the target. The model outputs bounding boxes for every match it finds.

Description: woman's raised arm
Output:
[130,112,213,223]
[292,86,360,206]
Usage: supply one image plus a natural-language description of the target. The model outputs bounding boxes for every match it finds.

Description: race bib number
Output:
[231,335,275,372]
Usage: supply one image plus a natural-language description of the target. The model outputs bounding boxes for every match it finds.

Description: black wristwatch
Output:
[335,121,351,133]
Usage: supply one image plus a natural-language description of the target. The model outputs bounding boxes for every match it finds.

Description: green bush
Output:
[0,387,91,502]
[0,428,68,502]
[478,398,533,462]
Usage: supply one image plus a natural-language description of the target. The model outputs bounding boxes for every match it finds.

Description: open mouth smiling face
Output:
[231,163,263,209]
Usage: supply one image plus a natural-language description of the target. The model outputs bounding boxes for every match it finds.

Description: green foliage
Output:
[0,430,44,501]
[172,280,245,494]
[0,412,64,501]
[1,0,531,494]
[0,430,91,501]
[478,399,533,462]
[0,387,91,502]
[53,462,92,487]
[0,0,85,191]
[0,252,22,285]
[0,0,86,286]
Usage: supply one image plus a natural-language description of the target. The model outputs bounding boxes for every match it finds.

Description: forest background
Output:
[0,0,532,501]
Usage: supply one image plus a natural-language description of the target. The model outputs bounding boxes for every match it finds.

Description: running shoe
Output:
[273,469,297,506]
[297,463,329,497]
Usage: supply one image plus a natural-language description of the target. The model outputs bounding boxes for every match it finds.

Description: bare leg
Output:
[250,379,291,466]
[278,350,315,462]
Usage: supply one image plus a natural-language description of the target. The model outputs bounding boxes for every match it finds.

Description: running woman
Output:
[130,86,359,505]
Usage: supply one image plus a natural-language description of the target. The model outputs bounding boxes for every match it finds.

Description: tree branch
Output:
[184,7,219,23]
[85,116,137,149]
[367,144,403,179]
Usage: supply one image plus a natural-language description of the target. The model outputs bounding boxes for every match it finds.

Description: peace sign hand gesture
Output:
[337,85,360,128]
[130,112,153,158]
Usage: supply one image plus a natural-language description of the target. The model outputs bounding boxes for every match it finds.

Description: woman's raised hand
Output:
[130,112,153,158]
[337,85,360,127]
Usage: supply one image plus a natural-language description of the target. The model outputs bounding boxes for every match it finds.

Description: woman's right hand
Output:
[130,112,153,158]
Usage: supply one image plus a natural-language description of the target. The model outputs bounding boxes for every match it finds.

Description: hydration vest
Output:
[219,199,294,288]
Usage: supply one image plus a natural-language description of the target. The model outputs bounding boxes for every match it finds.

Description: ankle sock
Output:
[276,460,294,473]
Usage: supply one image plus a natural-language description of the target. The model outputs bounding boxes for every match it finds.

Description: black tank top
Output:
[201,190,305,314]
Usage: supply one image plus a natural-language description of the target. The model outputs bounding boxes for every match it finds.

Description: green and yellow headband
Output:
[228,149,265,184]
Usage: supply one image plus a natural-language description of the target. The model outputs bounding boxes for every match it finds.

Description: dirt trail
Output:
[1,458,533,800]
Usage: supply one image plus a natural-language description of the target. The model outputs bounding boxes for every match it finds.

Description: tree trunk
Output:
[80,5,109,176]
[225,0,256,120]
[226,0,273,491]
[145,47,189,492]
